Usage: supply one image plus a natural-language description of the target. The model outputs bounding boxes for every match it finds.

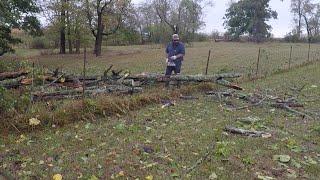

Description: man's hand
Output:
[166,58,169,63]
[170,55,177,60]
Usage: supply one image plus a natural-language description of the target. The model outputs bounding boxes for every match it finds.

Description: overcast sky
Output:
[132,0,294,38]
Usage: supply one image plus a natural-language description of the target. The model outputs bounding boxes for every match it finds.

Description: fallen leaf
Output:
[16,134,27,143]
[257,175,274,180]
[262,133,272,138]
[117,171,125,177]
[52,174,62,180]
[145,175,153,180]
[209,172,218,179]
[304,156,317,165]
[29,118,41,126]
[273,155,291,163]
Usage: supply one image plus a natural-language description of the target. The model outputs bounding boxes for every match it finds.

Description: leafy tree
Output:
[0,0,41,56]
[224,0,278,42]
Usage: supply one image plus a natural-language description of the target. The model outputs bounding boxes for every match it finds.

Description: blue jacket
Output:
[166,42,185,61]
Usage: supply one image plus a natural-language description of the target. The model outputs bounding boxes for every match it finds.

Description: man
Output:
[165,34,185,76]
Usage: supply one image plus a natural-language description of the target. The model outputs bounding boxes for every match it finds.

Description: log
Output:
[128,73,242,82]
[0,70,29,81]
[0,76,25,89]
[32,85,143,101]
[225,126,271,137]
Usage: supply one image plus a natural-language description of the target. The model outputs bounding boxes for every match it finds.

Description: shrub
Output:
[30,36,50,49]
[0,87,16,113]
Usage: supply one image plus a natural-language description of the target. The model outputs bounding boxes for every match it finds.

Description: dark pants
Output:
[165,60,182,87]
[165,60,182,75]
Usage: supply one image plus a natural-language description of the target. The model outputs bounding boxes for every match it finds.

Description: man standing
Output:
[165,34,185,76]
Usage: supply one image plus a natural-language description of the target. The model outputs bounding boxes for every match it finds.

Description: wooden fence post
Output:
[255,48,261,77]
[289,46,292,69]
[205,50,211,75]
[83,47,87,106]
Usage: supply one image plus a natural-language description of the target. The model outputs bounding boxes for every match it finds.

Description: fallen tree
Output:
[128,73,242,82]
[0,70,29,81]
[32,85,143,101]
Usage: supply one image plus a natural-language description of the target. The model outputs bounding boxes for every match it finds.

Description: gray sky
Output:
[133,0,294,37]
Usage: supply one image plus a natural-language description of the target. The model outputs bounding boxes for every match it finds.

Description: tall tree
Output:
[153,0,207,38]
[85,0,130,56]
[291,0,304,38]
[0,0,41,56]
[60,0,67,54]
[43,0,90,53]
[224,0,278,42]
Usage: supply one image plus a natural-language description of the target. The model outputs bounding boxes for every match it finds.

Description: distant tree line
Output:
[2,0,320,57]
[40,0,211,56]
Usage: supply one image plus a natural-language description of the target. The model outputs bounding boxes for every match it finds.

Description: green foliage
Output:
[0,87,15,113]
[312,125,320,134]
[30,36,51,49]
[284,33,302,43]
[224,0,278,42]
[215,141,232,157]
[0,87,31,114]
[242,156,254,165]
[0,0,41,56]
[0,60,30,72]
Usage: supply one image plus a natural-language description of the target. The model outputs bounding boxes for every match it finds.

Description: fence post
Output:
[82,47,87,106]
[308,42,311,62]
[289,46,292,69]
[205,50,211,75]
[31,62,35,103]
[255,47,261,77]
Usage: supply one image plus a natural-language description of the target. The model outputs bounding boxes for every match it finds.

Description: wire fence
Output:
[245,43,320,79]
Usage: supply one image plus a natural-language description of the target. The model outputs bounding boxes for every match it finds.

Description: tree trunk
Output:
[94,12,103,56]
[298,1,302,39]
[60,0,66,54]
[67,9,73,54]
[75,39,80,54]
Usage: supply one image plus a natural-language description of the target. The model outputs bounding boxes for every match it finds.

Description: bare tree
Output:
[153,0,208,39]
[85,0,129,56]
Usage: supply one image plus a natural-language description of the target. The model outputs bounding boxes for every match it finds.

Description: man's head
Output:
[172,34,180,42]
[172,34,180,46]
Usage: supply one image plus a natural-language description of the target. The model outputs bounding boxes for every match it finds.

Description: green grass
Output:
[3,42,320,77]
[0,43,320,179]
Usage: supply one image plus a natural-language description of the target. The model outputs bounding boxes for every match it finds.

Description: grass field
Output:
[4,42,320,77]
[0,42,320,179]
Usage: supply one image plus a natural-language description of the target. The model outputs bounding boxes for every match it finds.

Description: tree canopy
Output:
[224,0,277,42]
[0,0,41,56]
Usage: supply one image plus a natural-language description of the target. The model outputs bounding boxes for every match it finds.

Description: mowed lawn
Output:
[0,43,320,179]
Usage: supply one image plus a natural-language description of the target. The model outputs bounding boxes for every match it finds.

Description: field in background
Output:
[3,42,320,78]
[0,42,320,179]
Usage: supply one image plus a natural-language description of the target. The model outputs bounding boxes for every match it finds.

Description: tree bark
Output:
[128,73,242,82]
[60,0,66,54]
[94,12,104,56]
[32,85,143,101]
[67,8,73,54]
[0,70,29,81]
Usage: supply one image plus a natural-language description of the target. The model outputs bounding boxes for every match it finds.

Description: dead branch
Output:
[225,126,270,137]
[232,97,267,110]
[186,140,215,174]
[271,103,314,119]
